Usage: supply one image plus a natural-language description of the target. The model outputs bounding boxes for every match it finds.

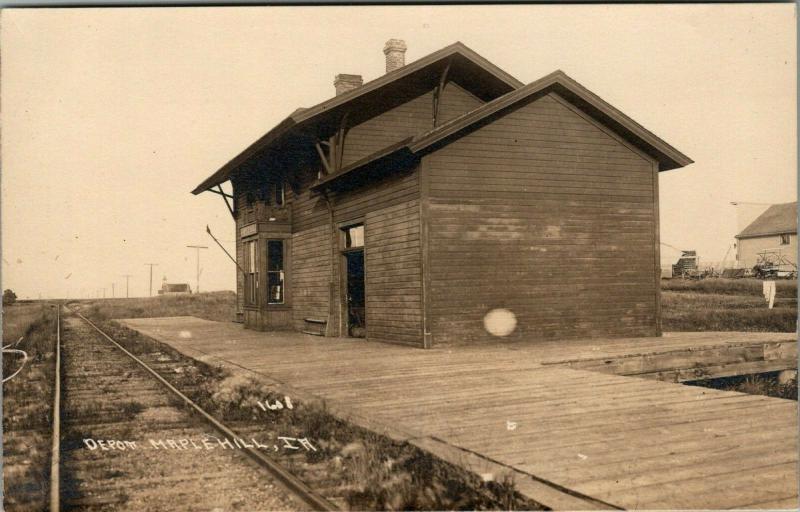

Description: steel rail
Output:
[50,304,61,512]
[68,308,338,512]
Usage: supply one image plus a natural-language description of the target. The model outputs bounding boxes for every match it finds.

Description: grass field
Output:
[662,278,797,332]
[689,372,797,401]
[72,290,236,323]
[2,302,59,511]
[71,280,797,334]
[662,278,796,297]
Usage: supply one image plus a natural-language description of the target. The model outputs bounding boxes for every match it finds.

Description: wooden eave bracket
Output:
[433,57,453,128]
[314,111,351,175]
[210,185,235,218]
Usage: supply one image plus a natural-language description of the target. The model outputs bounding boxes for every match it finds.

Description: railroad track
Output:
[54,306,338,512]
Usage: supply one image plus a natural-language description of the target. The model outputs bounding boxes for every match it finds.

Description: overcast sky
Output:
[2,4,796,299]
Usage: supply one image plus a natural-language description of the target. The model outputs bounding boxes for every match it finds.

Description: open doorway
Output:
[345,250,365,337]
[342,224,366,338]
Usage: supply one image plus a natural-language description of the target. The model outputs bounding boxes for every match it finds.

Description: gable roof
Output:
[311,70,693,192]
[192,42,522,195]
[736,202,797,239]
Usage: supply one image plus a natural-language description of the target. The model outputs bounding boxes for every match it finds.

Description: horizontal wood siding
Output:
[438,82,483,125]
[341,83,484,167]
[236,82,480,340]
[291,224,332,330]
[365,198,422,346]
[333,168,422,345]
[290,165,422,342]
[341,92,433,167]
[425,92,658,345]
[233,186,248,316]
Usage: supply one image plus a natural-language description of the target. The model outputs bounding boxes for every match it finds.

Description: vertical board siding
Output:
[426,92,658,345]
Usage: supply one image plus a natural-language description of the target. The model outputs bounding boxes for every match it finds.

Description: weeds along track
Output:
[2,303,59,512]
[59,308,336,511]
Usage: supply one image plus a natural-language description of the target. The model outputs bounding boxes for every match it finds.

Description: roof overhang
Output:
[409,70,694,171]
[192,42,523,195]
[308,70,694,193]
[735,230,795,240]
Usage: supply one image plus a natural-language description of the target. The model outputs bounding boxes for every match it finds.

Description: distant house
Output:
[192,40,692,346]
[735,202,797,268]
[158,280,192,295]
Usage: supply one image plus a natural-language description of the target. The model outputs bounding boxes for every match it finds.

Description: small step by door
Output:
[345,250,366,337]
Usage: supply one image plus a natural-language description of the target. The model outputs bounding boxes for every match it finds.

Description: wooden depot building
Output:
[192,40,692,348]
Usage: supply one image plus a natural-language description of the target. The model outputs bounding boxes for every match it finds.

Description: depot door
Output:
[341,224,366,338]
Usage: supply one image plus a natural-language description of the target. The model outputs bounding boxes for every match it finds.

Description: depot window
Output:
[267,240,285,304]
[244,240,259,306]
[780,234,790,245]
[343,224,364,249]
[274,182,285,207]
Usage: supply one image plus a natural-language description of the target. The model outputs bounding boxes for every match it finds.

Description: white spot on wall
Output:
[544,225,561,238]
[483,308,517,337]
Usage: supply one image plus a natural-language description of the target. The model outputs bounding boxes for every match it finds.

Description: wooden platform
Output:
[118,317,798,510]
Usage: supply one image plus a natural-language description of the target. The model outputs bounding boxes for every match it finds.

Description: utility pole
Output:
[111,283,115,298]
[186,245,208,294]
[122,274,132,298]
[144,263,158,296]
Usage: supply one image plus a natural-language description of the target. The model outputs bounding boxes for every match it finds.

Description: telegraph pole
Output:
[111,283,115,298]
[122,274,132,298]
[144,263,158,296]
[186,245,208,294]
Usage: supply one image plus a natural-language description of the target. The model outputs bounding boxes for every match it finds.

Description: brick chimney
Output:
[383,39,407,73]
[334,74,363,96]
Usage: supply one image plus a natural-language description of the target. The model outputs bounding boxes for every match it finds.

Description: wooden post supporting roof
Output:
[315,111,350,177]
[334,111,350,171]
[315,141,333,175]
[433,57,452,128]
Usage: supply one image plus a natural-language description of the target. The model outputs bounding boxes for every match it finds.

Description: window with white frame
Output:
[243,239,259,306]
[267,240,285,304]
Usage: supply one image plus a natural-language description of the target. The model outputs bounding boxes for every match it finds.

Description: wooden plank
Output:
[410,437,618,511]
[562,436,797,494]
[120,318,799,511]
[642,359,799,382]
[742,495,799,509]
[600,461,798,510]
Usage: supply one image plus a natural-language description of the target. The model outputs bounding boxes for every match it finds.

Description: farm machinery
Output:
[752,248,797,279]
[670,250,709,279]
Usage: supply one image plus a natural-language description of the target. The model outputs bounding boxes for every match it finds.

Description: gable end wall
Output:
[423,92,660,345]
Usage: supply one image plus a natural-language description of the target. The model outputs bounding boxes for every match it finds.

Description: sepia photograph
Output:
[1,3,797,511]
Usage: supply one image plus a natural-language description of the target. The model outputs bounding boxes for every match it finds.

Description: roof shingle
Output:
[736,202,797,238]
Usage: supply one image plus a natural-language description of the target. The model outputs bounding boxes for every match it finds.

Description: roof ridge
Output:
[408,70,692,171]
[736,202,797,238]
[192,41,522,194]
